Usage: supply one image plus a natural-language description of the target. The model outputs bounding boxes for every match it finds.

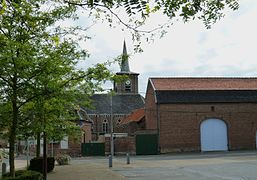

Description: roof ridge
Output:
[149,77,257,91]
[149,77,257,79]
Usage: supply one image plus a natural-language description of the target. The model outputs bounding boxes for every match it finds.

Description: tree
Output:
[0,0,113,177]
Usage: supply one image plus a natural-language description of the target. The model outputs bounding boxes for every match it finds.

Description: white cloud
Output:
[74,0,257,93]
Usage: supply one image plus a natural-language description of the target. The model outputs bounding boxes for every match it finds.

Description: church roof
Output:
[85,94,145,114]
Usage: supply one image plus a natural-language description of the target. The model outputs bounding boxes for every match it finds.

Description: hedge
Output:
[1,170,43,180]
[28,157,55,173]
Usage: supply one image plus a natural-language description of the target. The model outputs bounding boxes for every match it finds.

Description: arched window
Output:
[102,119,108,133]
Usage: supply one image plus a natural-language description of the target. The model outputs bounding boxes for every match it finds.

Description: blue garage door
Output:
[200,119,228,151]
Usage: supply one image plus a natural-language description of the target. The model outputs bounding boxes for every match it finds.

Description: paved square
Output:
[3,151,257,180]
[112,151,257,180]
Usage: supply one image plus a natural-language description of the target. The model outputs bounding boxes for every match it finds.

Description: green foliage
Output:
[68,0,239,19]
[1,170,43,180]
[82,0,239,25]
[0,0,115,176]
[28,157,55,173]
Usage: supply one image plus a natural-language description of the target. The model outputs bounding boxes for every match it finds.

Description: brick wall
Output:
[105,136,136,155]
[114,74,139,94]
[48,137,81,157]
[157,103,257,153]
[81,123,92,143]
[89,114,128,140]
[115,119,145,136]
[145,82,158,130]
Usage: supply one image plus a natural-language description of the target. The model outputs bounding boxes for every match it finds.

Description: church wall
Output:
[88,114,129,141]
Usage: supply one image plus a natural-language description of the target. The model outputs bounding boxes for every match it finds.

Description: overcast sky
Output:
[77,0,257,94]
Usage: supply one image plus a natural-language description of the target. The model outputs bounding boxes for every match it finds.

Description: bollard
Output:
[126,153,130,164]
[2,162,6,175]
[109,155,112,168]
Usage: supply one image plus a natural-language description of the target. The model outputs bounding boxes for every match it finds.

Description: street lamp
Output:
[109,89,114,167]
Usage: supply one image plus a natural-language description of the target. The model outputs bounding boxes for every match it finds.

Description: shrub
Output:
[28,157,55,173]
[1,170,43,180]
[55,154,71,165]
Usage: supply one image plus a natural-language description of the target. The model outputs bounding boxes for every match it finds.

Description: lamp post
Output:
[109,89,114,167]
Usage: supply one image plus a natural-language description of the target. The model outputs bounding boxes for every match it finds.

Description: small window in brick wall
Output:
[102,119,108,133]
[116,119,122,125]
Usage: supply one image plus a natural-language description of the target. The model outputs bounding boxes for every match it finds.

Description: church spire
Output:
[114,40,139,94]
[120,40,130,72]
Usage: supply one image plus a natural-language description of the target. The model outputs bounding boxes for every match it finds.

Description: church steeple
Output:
[120,40,130,72]
[114,41,139,95]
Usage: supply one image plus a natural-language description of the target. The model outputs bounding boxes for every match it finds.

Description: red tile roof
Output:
[120,108,145,125]
[150,77,257,91]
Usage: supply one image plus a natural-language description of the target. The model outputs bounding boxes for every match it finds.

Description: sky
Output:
[76,0,257,94]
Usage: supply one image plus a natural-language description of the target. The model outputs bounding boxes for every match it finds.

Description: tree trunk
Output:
[9,101,18,177]
[36,132,41,158]
[43,132,47,180]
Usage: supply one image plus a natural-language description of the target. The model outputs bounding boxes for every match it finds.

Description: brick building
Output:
[145,77,257,153]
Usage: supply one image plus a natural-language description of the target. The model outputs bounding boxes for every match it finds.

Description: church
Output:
[85,41,145,141]
[49,41,145,156]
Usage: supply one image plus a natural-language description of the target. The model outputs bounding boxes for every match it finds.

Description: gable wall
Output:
[145,81,158,130]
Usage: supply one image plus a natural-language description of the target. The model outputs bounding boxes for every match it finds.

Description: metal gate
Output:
[136,134,158,155]
[81,143,105,156]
